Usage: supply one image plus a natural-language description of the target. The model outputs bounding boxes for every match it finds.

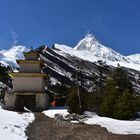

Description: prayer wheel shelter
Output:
[4,51,49,111]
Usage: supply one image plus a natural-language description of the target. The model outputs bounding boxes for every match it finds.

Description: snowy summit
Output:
[0,45,29,67]
[0,34,139,71]
[54,34,140,71]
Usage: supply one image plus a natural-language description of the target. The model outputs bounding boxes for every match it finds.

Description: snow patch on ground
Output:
[43,109,140,135]
[85,115,140,135]
[43,108,69,118]
[0,106,34,140]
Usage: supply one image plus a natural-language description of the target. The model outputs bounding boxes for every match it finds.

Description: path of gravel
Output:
[26,113,140,140]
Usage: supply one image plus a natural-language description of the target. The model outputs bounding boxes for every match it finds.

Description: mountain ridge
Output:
[0,35,139,94]
[0,45,29,67]
[53,34,140,71]
[0,34,139,71]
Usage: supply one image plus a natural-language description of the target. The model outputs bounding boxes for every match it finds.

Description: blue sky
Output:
[0,0,140,55]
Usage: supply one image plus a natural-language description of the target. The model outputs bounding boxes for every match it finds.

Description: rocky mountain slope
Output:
[39,45,140,94]
[0,34,140,94]
[54,34,140,71]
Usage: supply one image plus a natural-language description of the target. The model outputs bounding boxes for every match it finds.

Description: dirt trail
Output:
[26,113,140,140]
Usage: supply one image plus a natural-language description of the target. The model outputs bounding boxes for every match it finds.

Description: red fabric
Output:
[50,100,56,107]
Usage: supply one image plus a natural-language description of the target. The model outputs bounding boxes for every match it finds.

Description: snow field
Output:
[0,106,34,140]
[43,109,140,135]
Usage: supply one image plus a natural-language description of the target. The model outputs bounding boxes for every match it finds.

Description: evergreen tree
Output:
[100,79,118,117]
[87,92,103,114]
[67,86,88,114]
[114,90,136,120]
[97,60,105,90]
[111,65,133,95]
[100,65,137,119]
[0,64,11,85]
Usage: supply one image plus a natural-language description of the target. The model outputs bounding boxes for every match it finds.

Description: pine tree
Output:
[100,65,136,119]
[111,65,133,95]
[0,64,11,85]
[97,60,105,90]
[135,96,140,112]
[67,86,88,114]
[67,86,81,114]
[87,92,104,114]
[100,79,118,117]
[87,60,106,114]
[114,90,136,120]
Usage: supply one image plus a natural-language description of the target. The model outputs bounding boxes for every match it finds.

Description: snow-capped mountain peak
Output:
[53,34,140,71]
[0,45,29,67]
[127,54,140,64]
[74,34,103,51]
[0,34,139,71]
[55,34,130,63]
[74,34,129,62]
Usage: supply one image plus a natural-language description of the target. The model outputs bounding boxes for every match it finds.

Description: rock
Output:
[83,111,97,118]
[54,113,88,123]
[54,114,65,122]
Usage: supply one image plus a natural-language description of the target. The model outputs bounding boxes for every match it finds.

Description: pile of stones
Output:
[54,113,89,123]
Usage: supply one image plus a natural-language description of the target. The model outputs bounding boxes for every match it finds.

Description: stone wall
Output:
[36,93,49,111]
[4,93,16,110]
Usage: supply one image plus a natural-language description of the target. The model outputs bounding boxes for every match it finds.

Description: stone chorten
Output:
[4,51,49,111]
